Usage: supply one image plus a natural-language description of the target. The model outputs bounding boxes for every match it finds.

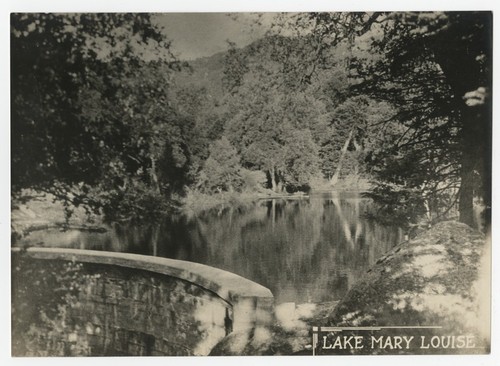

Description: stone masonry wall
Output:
[75,262,231,356]
[12,256,232,356]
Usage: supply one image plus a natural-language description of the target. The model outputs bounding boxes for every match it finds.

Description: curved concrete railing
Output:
[11,247,274,356]
[11,247,273,305]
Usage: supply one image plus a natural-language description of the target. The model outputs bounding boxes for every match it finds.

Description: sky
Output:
[153,13,275,60]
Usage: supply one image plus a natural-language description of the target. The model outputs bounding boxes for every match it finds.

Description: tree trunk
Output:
[458,161,474,227]
[432,25,492,229]
[330,128,354,186]
[353,138,361,180]
[277,181,283,193]
[150,156,160,193]
[151,224,160,257]
[458,106,478,228]
[455,90,487,228]
[270,167,277,192]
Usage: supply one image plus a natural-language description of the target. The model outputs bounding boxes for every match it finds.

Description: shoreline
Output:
[182,188,371,214]
[11,188,373,238]
[11,191,107,241]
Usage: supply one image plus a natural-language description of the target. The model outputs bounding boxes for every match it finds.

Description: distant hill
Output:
[171,34,322,103]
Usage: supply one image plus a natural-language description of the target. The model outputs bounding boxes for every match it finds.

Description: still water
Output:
[20,192,403,304]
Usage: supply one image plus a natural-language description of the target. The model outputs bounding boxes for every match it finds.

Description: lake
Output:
[19,192,404,305]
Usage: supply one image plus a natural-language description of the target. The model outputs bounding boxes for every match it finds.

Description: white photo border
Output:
[2,1,498,366]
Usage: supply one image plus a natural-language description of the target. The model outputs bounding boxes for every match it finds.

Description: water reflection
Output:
[20,193,403,304]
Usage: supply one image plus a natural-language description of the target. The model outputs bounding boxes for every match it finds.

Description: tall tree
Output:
[11,13,191,220]
[199,137,243,193]
[281,12,492,228]
[355,12,491,228]
[222,36,326,192]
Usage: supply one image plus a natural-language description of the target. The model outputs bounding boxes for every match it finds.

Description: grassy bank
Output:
[180,190,263,217]
[180,187,318,216]
[309,174,372,192]
[11,189,106,241]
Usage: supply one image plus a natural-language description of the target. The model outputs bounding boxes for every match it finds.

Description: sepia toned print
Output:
[11,12,491,356]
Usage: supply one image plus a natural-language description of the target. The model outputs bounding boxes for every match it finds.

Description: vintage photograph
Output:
[10,12,492,356]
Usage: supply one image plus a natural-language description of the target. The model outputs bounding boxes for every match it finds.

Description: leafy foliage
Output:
[198,137,243,193]
[283,130,320,190]
[349,12,492,228]
[11,13,193,222]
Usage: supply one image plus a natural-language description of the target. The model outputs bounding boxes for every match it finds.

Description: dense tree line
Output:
[11,12,491,230]
[263,12,491,229]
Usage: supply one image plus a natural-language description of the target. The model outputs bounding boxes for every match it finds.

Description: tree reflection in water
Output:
[19,193,403,304]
